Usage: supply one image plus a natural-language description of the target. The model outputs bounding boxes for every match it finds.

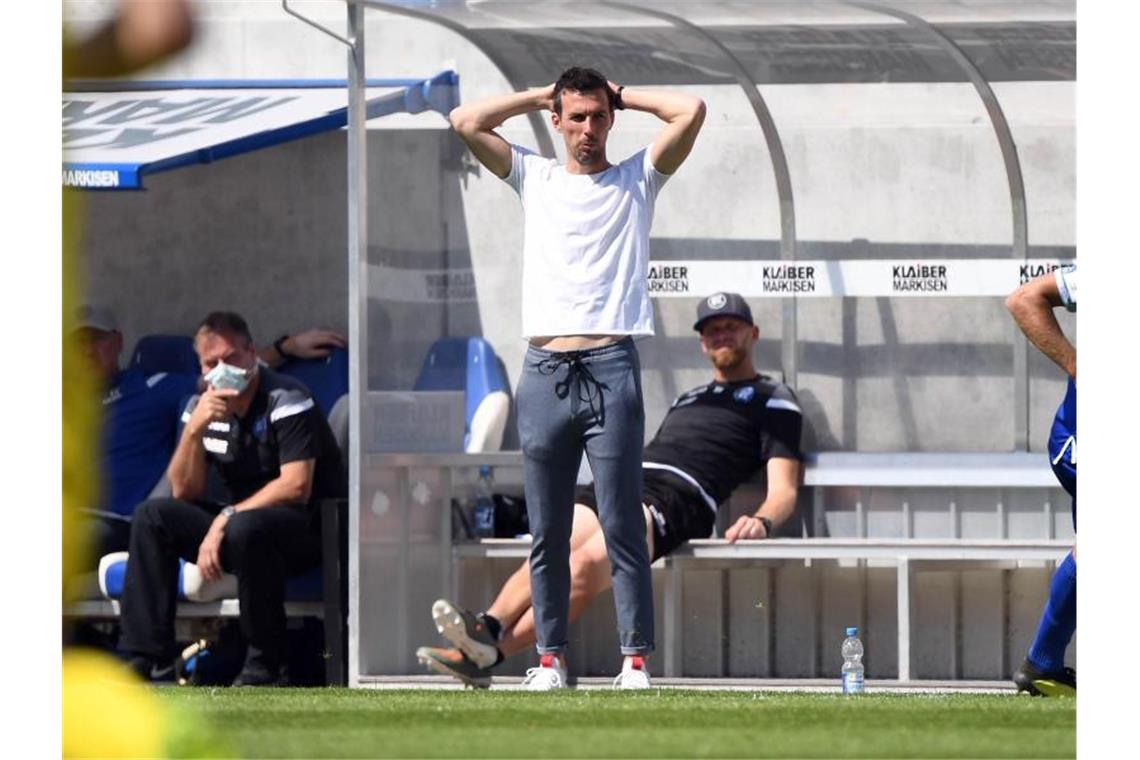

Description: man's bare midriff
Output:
[529,334,622,352]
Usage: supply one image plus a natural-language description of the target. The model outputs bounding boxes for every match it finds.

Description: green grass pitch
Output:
[159,688,1074,758]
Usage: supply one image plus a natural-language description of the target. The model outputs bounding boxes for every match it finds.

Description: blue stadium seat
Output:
[414,337,510,452]
[277,347,349,417]
[130,334,199,376]
[99,552,325,603]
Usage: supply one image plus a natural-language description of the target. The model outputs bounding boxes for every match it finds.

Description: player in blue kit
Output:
[1005,265,1077,696]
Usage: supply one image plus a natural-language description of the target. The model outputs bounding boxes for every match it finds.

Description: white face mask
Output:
[204,360,252,393]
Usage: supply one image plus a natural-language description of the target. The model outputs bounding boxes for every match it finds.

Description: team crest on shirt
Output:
[733,386,755,404]
[253,416,269,440]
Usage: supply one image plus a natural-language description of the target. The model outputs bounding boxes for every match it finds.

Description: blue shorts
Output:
[1048,379,1076,528]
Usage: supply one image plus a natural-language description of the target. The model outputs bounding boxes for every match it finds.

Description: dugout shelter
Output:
[67,0,1076,684]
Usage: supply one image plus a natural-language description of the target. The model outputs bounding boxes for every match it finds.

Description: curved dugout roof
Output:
[362,0,1074,258]
[367,1,1075,87]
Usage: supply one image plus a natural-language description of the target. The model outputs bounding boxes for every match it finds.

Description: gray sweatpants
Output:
[516,337,654,656]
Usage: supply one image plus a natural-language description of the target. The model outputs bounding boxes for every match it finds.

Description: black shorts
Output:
[574,468,716,561]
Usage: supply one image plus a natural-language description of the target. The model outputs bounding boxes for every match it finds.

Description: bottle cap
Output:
[846,627,858,636]
[479,465,492,477]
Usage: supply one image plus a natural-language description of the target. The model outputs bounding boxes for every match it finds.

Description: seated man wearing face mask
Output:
[69,303,346,568]
[116,311,345,686]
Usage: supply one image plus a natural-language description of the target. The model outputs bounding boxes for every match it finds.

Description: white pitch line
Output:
[359,676,1017,694]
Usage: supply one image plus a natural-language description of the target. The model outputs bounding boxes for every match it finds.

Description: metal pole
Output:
[603,1,799,388]
[345,0,367,687]
[897,558,911,681]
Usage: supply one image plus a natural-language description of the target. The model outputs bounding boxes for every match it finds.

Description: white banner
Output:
[369,259,1072,303]
[646,258,1074,298]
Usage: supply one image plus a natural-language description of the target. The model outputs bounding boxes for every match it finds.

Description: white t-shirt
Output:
[505,144,669,339]
[1055,264,1076,312]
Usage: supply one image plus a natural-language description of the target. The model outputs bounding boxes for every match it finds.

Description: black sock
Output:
[479,612,503,642]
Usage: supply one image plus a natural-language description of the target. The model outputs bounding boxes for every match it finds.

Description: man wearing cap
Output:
[416,292,803,688]
[70,304,347,566]
[71,304,200,567]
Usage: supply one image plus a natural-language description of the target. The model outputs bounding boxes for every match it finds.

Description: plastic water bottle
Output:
[473,465,496,538]
[841,627,865,695]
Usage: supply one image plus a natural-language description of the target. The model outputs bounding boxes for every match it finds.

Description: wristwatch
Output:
[220,505,237,520]
[614,85,626,110]
[757,516,773,537]
[273,334,294,360]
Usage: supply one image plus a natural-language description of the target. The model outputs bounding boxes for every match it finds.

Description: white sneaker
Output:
[522,653,567,690]
[613,655,652,689]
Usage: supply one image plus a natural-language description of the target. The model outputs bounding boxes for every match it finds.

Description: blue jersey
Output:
[1047,265,1076,502]
[100,368,199,517]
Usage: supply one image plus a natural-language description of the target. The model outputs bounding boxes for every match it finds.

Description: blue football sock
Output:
[1027,551,1076,674]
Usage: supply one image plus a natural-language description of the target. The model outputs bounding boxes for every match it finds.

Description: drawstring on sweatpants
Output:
[537,352,609,427]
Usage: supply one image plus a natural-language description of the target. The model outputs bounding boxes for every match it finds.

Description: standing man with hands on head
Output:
[448,67,705,689]
[117,312,345,687]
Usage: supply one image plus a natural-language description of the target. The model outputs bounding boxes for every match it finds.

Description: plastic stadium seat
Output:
[130,335,199,376]
[277,347,349,417]
[99,552,234,602]
[413,337,510,452]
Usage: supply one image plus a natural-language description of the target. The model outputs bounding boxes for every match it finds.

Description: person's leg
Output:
[498,506,654,657]
[118,498,215,661]
[1026,411,1077,675]
[222,505,321,680]
[1027,550,1077,673]
[420,503,622,683]
[486,504,603,634]
[1015,407,1077,694]
[582,340,653,657]
[516,347,583,657]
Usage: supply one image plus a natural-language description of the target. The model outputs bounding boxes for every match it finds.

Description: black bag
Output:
[451,493,529,539]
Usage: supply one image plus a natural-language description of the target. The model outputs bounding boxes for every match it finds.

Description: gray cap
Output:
[73,303,118,333]
[693,292,754,332]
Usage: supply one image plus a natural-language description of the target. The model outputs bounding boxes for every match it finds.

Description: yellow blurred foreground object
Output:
[62,649,230,759]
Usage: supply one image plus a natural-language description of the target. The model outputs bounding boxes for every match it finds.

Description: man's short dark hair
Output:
[553,66,614,115]
[196,311,253,347]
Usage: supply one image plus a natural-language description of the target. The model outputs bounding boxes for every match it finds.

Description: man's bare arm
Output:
[1006,273,1076,379]
[617,86,706,175]
[196,459,316,581]
[231,459,316,512]
[258,328,346,369]
[724,458,800,542]
[166,393,229,501]
[448,86,555,179]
